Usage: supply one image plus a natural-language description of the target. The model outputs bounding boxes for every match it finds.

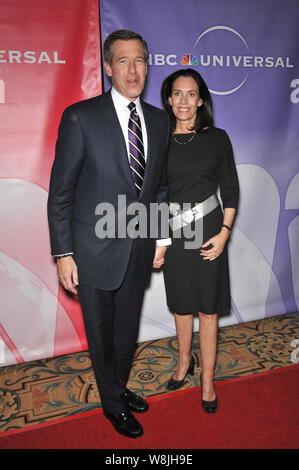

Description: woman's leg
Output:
[199,312,218,400]
[172,313,194,380]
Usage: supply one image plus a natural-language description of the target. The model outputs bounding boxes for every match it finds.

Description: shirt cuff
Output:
[156,238,172,246]
[53,252,74,257]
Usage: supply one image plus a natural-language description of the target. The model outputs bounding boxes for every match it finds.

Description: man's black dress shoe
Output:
[103,410,143,438]
[121,388,149,413]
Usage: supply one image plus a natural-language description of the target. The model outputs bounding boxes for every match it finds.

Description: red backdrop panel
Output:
[0,0,102,365]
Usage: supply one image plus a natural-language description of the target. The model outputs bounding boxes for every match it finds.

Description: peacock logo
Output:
[181,54,199,66]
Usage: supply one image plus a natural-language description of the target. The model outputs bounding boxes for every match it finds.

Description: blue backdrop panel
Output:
[100,0,299,337]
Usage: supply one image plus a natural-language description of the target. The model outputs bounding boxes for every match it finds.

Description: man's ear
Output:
[104,61,112,77]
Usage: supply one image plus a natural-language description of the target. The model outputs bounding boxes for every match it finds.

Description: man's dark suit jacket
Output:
[47,90,170,290]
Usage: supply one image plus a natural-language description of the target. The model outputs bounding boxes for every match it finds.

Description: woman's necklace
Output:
[172,131,197,145]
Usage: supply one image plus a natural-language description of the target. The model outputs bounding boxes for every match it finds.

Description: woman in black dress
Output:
[160,69,239,413]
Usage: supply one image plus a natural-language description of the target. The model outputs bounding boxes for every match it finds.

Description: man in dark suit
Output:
[47,30,170,438]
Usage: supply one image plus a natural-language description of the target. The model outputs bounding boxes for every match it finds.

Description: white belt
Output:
[169,194,219,231]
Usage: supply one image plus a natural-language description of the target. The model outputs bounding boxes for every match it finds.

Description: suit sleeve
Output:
[47,106,85,256]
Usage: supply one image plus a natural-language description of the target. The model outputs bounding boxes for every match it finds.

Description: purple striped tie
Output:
[128,102,145,193]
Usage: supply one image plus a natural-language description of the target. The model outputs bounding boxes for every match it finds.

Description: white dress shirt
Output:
[111,87,170,247]
[54,87,170,256]
[111,87,148,162]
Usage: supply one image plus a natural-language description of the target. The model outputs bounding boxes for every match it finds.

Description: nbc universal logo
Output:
[0,50,66,104]
[149,25,299,100]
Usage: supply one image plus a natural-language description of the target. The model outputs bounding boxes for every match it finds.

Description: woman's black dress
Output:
[163,126,239,315]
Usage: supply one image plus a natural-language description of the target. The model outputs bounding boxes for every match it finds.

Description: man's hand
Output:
[153,246,168,269]
[56,256,79,294]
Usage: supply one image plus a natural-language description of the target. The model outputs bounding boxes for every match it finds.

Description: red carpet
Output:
[0,365,298,449]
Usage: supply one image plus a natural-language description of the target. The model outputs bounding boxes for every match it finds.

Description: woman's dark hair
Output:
[161,68,214,131]
[104,29,149,65]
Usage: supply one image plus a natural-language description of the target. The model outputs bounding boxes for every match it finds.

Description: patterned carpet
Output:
[0,312,298,433]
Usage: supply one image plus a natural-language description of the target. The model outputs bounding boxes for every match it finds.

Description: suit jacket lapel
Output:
[140,100,154,198]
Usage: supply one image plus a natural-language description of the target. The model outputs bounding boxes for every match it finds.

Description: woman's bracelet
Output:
[222,224,231,233]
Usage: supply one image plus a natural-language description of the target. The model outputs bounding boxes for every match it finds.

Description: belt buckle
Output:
[181,208,195,224]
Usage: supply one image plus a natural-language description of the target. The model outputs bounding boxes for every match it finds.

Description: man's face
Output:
[104,39,147,101]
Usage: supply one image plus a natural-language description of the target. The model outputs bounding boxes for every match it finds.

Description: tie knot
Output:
[128,102,136,113]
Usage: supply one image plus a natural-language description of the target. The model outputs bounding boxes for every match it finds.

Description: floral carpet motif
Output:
[0,312,298,433]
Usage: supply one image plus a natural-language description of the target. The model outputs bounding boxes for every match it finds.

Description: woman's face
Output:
[168,76,203,128]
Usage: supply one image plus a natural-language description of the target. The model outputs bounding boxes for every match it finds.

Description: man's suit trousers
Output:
[77,238,146,415]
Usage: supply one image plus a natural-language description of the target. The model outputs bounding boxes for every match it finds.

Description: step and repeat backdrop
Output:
[0,0,298,365]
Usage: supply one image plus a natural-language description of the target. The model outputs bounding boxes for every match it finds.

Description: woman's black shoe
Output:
[166,355,195,391]
[200,374,218,414]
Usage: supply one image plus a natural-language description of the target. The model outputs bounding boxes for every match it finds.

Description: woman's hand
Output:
[200,230,229,261]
